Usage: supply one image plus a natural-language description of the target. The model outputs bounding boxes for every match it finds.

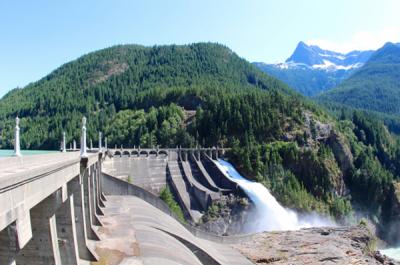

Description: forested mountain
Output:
[318,42,400,114]
[0,43,292,149]
[254,42,373,96]
[254,62,352,96]
[0,43,399,238]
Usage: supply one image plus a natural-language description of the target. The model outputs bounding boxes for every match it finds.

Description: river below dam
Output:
[214,159,335,232]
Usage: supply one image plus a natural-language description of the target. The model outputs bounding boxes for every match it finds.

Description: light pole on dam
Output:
[13,116,21,157]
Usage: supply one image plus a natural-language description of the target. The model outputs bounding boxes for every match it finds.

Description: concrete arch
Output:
[149,150,157,157]
[139,150,148,157]
[131,150,139,156]
[158,150,168,157]
[114,151,122,157]
[211,149,219,160]
[122,150,130,157]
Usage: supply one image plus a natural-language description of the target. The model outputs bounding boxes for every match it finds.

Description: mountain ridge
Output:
[254,41,374,96]
[317,42,400,115]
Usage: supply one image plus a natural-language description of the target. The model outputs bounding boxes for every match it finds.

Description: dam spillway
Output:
[102,148,243,224]
[214,159,335,232]
[103,148,333,234]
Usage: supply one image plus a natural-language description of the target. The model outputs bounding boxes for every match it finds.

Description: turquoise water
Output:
[0,149,58,157]
[381,248,400,261]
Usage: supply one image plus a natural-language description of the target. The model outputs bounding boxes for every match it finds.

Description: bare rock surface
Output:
[232,225,399,265]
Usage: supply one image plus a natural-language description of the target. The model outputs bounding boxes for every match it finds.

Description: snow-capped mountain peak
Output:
[284,41,374,71]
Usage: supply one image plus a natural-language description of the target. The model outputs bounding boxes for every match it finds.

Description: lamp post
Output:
[98,132,102,151]
[14,117,21,157]
[62,132,66,153]
[80,117,88,158]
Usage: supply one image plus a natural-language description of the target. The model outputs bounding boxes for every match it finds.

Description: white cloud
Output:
[306,27,400,53]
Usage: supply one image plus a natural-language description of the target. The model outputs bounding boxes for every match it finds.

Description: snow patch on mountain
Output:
[281,41,374,72]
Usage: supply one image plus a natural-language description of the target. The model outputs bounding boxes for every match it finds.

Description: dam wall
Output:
[103,149,250,225]
[101,173,255,244]
[179,160,218,210]
[102,156,168,194]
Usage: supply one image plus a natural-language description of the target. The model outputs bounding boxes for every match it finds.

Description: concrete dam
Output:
[0,147,255,265]
[103,147,246,224]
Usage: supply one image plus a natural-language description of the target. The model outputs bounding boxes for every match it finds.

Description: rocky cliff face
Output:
[327,131,353,173]
[297,111,352,197]
[232,225,399,265]
[197,194,254,235]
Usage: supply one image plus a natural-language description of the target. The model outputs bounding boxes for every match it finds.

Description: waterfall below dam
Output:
[214,159,335,232]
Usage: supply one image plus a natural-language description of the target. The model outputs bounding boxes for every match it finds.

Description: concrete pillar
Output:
[15,193,63,265]
[91,164,104,216]
[68,174,97,261]
[62,132,66,153]
[81,159,99,241]
[0,223,18,265]
[90,165,102,223]
[96,153,105,208]
[98,132,102,151]
[90,139,93,150]
[14,117,21,157]
[73,140,76,151]
[15,207,32,250]
[197,149,201,161]
[55,195,79,265]
[80,117,88,158]
[104,137,107,150]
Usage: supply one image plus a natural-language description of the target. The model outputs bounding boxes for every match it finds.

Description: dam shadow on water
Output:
[214,159,336,232]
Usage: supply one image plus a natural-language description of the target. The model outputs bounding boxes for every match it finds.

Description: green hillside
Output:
[0,43,292,149]
[317,43,400,114]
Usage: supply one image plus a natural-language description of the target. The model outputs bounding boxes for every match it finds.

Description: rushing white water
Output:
[381,248,400,261]
[215,159,335,232]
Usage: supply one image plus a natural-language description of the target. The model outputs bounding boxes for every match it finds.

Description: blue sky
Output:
[1,0,400,97]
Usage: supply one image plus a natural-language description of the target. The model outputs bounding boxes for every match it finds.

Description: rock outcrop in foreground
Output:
[232,226,399,265]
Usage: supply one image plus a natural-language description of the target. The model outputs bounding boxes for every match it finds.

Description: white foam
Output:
[214,159,335,232]
[381,248,400,261]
